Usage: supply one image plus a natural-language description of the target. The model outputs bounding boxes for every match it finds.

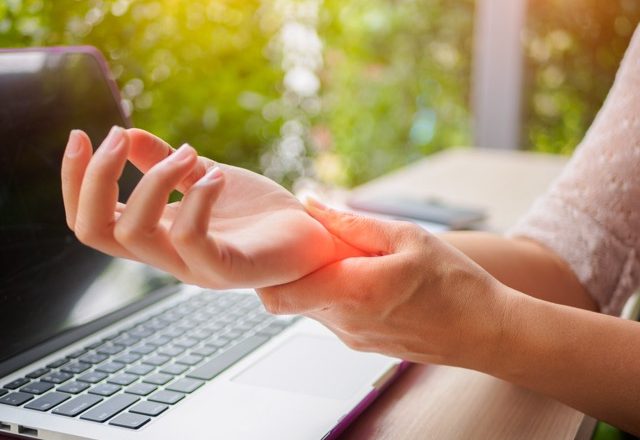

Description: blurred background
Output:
[1,0,639,188]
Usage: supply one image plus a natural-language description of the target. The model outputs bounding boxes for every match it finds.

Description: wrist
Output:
[329,232,369,261]
[466,282,529,375]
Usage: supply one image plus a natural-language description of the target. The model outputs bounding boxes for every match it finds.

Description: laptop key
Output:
[79,353,108,364]
[78,371,108,384]
[114,353,141,364]
[126,364,154,376]
[89,383,121,397]
[46,358,69,369]
[21,381,54,395]
[191,345,217,357]
[222,329,243,340]
[143,373,172,385]
[128,327,154,338]
[173,337,198,349]
[4,377,29,390]
[41,371,73,385]
[96,362,125,374]
[175,354,203,366]
[159,363,188,376]
[205,338,229,349]
[148,390,184,405]
[0,392,33,406]
[85,340,103,350]
[101,332,119,341]
[113,334,140,347]
[188,336,269,381]
[125,383,157,396]
[24,392,70,411]
[186,328,213,340]
[57,381,90,394]
[129,401,168,417]
[109,412,150,429]
[96,344,125,356]
[52,394,102,417]
[0,389,6,397]
[142,355,170,367]
[62,361,91,374]
[67,349,87,359]
[131,344,155,355]
[158,345,184,357]
[166,378,204,394]
[145,335,172,346]
[80,394,139,423]
[26,367,50,379]
[108,373,138,386]
[162,327,185,338]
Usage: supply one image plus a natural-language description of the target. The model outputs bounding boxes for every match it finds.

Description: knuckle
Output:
[73,221,96,246]
[399,222,423,238]
[343,337,367,352]
[260,293,285,315]
[170,224,199,247]
[113,222,138,245]
[337,318,362,337]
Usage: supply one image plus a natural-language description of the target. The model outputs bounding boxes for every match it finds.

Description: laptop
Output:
[0,47,405,440]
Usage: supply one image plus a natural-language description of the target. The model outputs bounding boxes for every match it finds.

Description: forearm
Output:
[440,231,597,311]
[491,289,640,434]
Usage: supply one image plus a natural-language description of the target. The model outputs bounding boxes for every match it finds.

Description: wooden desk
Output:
[341,147,588,439]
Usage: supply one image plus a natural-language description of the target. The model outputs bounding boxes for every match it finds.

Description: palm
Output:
[162,163,336,288]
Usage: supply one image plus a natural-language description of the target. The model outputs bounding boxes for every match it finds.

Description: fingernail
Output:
[198,166,223,185]
[65,130,82,157]
[168,143,194,163]
[101,126,125,152]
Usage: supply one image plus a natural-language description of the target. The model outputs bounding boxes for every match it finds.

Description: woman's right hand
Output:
[61,127,361,289]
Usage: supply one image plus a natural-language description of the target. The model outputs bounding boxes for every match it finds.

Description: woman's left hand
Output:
[258,199,516,369]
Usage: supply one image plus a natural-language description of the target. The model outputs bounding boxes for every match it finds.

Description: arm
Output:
[259,203,640,435]
[439,231,598,311]
[496,290,640,434]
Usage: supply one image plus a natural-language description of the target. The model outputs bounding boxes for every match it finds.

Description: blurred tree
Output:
[0,0,283,171]
[315,0,474,186]
[524,0,640,155]
[1,0,637,187]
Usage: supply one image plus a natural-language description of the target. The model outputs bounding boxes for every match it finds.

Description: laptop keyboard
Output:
[0,291,295,430]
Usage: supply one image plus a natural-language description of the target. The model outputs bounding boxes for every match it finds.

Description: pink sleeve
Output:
[509,26,640,316]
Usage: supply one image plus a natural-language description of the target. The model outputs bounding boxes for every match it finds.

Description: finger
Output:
[126,128,211,192]
[170,167,228,284]
[74,126,135,258]
[113,144,199,274]
[257,257,370,315]
[303,198,396,255]
[61,130,93,230]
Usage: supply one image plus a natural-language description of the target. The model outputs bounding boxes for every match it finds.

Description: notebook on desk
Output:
[0,46,403,440]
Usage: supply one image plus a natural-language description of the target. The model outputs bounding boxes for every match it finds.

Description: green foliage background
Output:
[1,0,639,186]
[523,0,640,155]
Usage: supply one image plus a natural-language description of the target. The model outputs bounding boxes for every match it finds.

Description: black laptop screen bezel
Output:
[0,47,177,377]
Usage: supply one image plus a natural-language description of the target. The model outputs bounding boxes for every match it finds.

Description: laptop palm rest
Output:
[233,334,391,400]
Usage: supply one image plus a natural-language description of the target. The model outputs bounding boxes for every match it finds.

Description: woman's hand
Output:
[61,126,359,289]
[258,199,515,369]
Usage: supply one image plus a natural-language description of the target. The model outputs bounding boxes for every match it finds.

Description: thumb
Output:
[304,198,395,255]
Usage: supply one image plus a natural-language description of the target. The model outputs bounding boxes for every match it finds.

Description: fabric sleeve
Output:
[508,26,640,316]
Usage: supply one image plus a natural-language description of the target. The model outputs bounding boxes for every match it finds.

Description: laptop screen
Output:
[0,49,175,366]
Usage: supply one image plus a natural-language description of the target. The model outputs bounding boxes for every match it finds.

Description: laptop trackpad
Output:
[233,334,389,400]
